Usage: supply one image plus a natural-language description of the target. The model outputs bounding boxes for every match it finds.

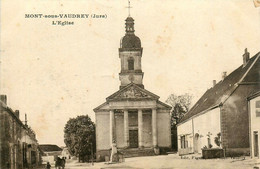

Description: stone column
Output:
[152,108,157,147]
[109,110,114,147]
[124,110,129,147]
[138,109,143,148]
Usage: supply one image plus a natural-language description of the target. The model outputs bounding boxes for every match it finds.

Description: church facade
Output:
[94,16,171,161]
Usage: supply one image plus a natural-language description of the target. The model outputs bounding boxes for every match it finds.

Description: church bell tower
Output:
[94,2,172,160]
[119,15,144,89]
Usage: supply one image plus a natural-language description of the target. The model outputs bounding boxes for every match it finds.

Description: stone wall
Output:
[177,108,221,155]
[96,111,111,162]
[96,112,110,150]
[0,107,23,169]
[143,113,152,147]
[157,110,171,148]
[221,85,259,156]
[193,108,221,150]
[177,118,193,154]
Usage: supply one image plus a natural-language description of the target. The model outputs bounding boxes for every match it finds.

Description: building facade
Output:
[94,16,171,161]
[0,95,41,169]
[39,144,63,164]
[61,147,71,160]
[177,49,260,157]
[248,92,260,158]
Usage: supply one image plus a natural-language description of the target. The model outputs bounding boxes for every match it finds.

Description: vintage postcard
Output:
[0,0,260,169]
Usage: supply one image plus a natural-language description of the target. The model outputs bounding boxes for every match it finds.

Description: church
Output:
[94,14,171,161]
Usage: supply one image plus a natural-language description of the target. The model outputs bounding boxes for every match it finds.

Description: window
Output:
[181,136,185,148]
[181,136,188,149]
[128,58,134,70]
[256,100,260,117]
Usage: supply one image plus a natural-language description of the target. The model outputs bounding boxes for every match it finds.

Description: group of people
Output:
[46,157,66,169]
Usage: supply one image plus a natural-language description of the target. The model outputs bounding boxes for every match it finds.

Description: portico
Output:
[109,108,158,149]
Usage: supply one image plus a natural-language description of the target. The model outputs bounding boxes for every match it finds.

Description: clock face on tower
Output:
[128,74,135,82]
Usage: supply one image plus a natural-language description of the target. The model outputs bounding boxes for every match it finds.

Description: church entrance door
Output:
[129,130,138,148]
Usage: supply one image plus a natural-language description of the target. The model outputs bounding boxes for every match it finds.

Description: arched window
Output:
[128,57,134,70]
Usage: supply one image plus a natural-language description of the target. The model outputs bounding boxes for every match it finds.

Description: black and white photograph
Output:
[0,0,260,168]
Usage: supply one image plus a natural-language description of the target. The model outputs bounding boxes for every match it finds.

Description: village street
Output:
[1,1,260,169]
[39,154,260,169]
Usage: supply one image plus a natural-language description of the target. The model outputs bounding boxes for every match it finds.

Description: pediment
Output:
[107,83,159,101]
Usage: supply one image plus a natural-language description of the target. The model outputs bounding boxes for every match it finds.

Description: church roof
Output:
[120,34,141,49]
[125,16,134,21]
[157,100,172,109]
[178,52,260,124]
[120,16,142,50]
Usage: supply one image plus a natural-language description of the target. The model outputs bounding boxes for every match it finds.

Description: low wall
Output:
[225,148,250,157]
[178,147,192,156]
[202,148,224,159]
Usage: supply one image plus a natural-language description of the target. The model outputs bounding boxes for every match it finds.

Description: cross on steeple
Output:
[126,0,132,16]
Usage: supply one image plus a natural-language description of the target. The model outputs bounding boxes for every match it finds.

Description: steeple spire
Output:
[119,3,143,89]
[126,0,132,17]
[124,0,135,34]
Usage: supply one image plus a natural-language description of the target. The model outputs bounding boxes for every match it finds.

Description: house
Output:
[21,125,41,168]
[248,91,260,158]
[93,14,171,161]
[39,144,62,164]
[61,147,71,159]
[177,49,260,157]
[0,95,41,169]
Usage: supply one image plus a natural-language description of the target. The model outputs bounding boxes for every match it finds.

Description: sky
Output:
[1,0,260,146]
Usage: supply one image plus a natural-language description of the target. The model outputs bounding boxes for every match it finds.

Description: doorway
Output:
[254,131,259,157]
[194,133,200,153]
[129,130,138,148]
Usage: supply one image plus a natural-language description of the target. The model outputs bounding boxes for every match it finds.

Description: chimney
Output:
[213,80,216,87]
[0,95,7,104]
[15,110,20,119]
[222,72,227,80]
[243,48,250,67]
[25,114,28,126]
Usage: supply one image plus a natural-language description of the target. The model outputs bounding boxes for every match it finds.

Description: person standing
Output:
[46,162,51,169]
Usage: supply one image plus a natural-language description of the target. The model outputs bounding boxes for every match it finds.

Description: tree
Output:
[166,93,193,124]
[64,115,95,162]
[166,93,192,151]
[214,132,221,147]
